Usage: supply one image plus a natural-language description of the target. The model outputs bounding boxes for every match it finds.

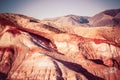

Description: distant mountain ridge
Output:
[43,14,90,26]
[42,9,120,27]
[89,8,120,27]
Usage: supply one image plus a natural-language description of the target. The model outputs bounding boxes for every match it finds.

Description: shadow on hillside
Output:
[52,57,104,80]
[0,72,7,80]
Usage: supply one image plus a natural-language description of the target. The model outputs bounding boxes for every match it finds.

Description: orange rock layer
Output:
[0,13,120,80]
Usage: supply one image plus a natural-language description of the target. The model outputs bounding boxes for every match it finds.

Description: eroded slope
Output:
[0,13,120,80]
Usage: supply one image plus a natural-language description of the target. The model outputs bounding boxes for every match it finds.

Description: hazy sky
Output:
[0,0,120,19]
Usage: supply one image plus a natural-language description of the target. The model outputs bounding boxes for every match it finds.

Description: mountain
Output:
[0,11,120,80]
[89,9,120,27]
[41,9,120,40]
[42,9,120,27]
[43,14,90,26]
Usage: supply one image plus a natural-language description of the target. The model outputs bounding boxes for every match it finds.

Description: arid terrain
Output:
[0,9,120,80]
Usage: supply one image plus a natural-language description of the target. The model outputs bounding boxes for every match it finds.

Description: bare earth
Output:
[0,13,120,80]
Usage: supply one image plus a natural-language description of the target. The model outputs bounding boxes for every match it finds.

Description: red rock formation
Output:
[0,13,120,80]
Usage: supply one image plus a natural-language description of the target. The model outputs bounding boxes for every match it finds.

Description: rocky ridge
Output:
[0,13,120,80]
